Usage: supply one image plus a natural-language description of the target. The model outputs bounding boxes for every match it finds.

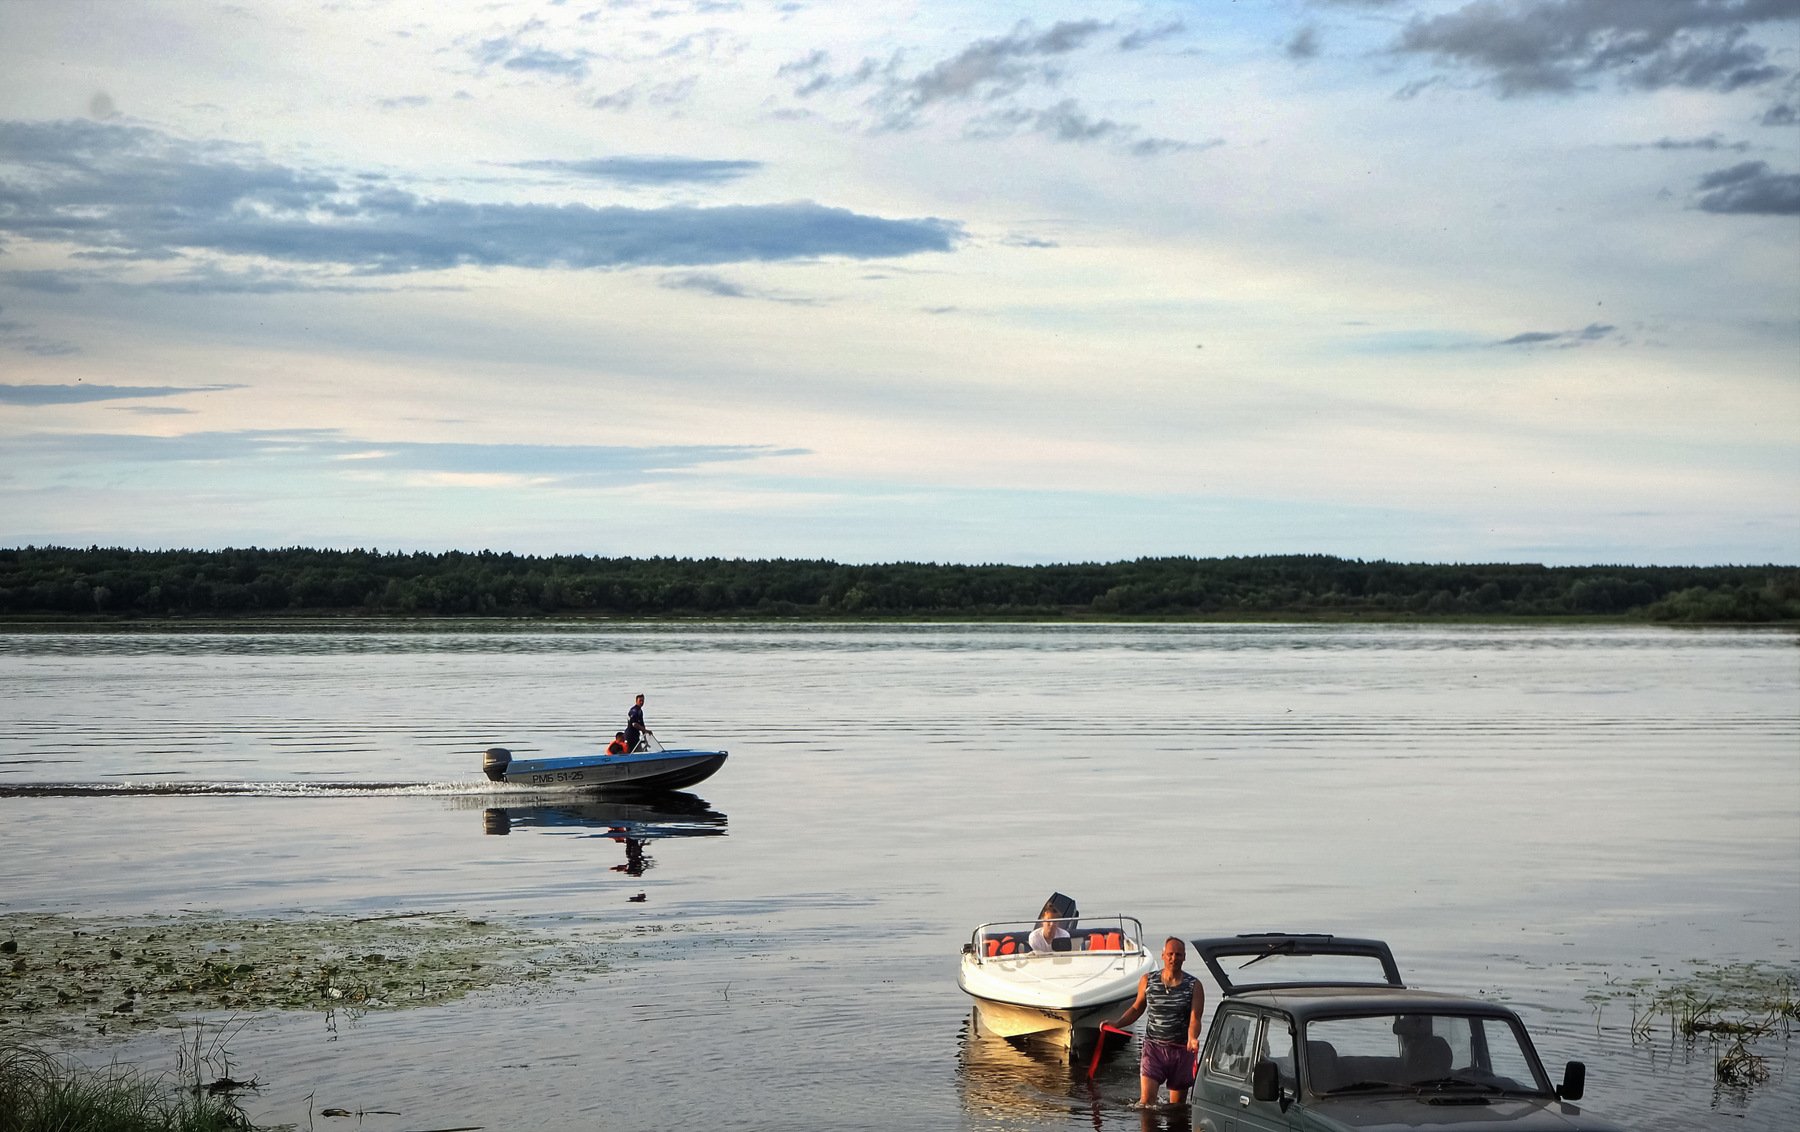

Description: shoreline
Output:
[1,612,1795,629]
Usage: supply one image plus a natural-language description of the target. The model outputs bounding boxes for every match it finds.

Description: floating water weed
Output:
[1585,959,1796,1096]
[0,911,609,1039]
[1588,960,1797,1041]
[1715,1038,1771,1087]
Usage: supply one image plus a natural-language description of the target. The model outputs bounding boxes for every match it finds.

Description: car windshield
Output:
[1301,1012,1552,1097]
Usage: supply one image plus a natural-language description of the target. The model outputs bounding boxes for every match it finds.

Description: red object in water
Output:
[1087,1022,1134,1078]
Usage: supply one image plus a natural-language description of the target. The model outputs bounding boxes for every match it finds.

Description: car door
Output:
[1193,1007,1292,1132]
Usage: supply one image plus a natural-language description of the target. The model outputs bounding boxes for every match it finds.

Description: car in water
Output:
[1189,933,1626,1132]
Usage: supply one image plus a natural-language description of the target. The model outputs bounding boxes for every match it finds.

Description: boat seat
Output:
[983,928,1125,957]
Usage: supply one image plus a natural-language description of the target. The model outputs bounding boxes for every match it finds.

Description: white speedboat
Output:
[957,899,1156,1049]
[481,736,727,791]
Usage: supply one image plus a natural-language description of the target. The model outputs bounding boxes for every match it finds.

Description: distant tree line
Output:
[0,546,1795,622]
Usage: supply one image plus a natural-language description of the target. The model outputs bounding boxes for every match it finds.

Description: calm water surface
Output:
[1,624,1796,1131]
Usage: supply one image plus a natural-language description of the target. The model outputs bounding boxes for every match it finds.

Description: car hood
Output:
[1297,1095,1626,1131]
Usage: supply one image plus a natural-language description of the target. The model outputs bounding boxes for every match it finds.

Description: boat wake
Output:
[0,780,503,799]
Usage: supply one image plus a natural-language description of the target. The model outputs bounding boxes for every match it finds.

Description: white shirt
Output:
[1028,924,1069,953]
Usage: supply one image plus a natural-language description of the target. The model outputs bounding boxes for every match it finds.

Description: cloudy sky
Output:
[1,0,1796,565]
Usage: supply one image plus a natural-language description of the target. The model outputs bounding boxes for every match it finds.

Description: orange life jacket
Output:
[606,739,629,755]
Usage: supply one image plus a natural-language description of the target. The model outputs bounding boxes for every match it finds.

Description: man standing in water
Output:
[623,693,651,752]
[1112,937,1204,1107]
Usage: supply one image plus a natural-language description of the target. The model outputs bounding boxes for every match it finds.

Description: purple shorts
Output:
[1140,1038,1196,1088]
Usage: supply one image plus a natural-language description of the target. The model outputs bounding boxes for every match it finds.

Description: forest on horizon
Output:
[1,546,1796,623]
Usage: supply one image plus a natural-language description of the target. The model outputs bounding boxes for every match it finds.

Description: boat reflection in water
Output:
[481,791,726,876]
[958,1011,1163,1130]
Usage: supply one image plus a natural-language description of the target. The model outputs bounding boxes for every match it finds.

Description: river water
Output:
[1,623,1795,1130]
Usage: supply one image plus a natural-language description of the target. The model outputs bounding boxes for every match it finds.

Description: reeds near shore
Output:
[0,1043,257,1132]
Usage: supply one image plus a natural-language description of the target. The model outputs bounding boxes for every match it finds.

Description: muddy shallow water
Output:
[2,623,1795,1130]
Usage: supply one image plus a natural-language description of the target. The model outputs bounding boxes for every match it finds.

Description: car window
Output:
[1303,1012,1552,1093]
[1309,1014,1399,1060]
[1209,1010,1258,1080]
[1258,1016,1296,1091]
[1473,1017,1537,1088]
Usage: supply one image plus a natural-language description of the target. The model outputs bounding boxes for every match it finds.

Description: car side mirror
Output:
[1557,1060,1585,1101]
[1252,1058,1281,1102]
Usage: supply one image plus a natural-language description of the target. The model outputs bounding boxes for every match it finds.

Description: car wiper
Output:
[1324,1080,1402,1095]
[1238,939,1299,969]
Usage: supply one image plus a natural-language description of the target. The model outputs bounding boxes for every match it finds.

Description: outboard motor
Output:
[482,747,513,783]
[1040,892,1078,925]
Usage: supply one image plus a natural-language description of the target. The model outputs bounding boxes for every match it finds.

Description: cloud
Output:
[7,427,806,486]
[472,36,590,80]
[777,50,828,78]
[378,95,431,111]
[510,156,763,185]
[1764,102,1798,124]
[973,98,1202,155]
[2,270,85,293]
[0,119,961,275]
[1637,133,1751,150]
[872,20,1108,128]
[658,271,819,304]
[0,335,79,356]
[661,271,751,299]
[0,305,79,356]
[1396,0,1795,96]
[1119,20,1185,51]
[589,74,699,112]
[782,21,1202,153]
[1492,322,1617,347]
[507,48,590,78]
[1288,25,1322,60]
[1694,159,1800,213]
[135,265,444,294]
[0,382,241,405]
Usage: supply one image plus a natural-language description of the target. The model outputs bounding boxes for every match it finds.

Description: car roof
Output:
[1192,932,1404,995]
[1219,986,1524,1024]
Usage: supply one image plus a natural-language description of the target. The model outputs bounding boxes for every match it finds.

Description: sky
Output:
[0,0,1796,566]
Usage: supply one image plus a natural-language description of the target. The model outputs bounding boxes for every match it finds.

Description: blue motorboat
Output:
[482,737,727,791]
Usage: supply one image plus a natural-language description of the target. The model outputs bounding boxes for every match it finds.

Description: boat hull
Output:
[966,990,1140,1046]
[493,749,727,791]
[957,946,1155,1047]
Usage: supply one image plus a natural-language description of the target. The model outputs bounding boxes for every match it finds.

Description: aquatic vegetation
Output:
[0,1039,262,1132]
[1583,959,1797,1086]
[0,911,604,1039]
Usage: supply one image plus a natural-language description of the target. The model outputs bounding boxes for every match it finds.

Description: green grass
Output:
[0,1043,258,1132]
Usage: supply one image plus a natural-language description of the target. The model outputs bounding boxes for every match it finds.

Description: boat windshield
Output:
[1300,1012,1552,1097]
[971,915,1145,959]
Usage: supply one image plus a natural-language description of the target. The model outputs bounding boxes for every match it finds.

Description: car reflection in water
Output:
[481,791,727,876]
[958,1012,1165,1130]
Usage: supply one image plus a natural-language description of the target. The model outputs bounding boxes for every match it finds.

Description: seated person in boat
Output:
[1028,909,1070,953]
[606,731,631,756]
